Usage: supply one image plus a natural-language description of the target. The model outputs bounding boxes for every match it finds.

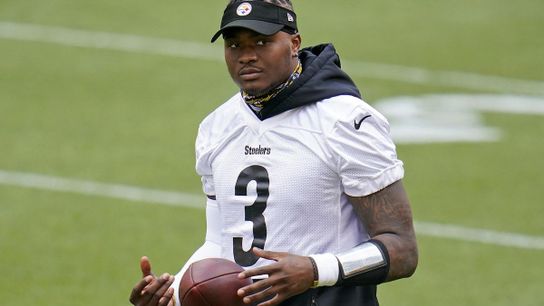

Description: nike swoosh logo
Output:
[354,115,372,130]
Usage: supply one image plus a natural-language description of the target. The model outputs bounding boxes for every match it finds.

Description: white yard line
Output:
[0,169,203,209]
[415,222,544,250]
[0,21,223,60]
[1,21,544,95]
[1,169,543,250]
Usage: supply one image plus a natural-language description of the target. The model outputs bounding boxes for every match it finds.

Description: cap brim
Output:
[211,20,284,42]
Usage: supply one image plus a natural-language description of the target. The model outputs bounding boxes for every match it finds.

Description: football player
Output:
[130,1,418,305]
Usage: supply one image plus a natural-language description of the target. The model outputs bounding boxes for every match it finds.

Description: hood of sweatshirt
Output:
[257,43,361,120]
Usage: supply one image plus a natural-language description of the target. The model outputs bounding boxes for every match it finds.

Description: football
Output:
[179,258,252,306]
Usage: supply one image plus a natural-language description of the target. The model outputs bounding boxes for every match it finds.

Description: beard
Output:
[242,83,280,97]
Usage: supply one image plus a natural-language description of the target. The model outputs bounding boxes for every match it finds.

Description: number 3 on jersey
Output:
[233,165,269,267]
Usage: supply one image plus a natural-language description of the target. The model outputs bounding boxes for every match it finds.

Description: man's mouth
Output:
[239,67,263,81]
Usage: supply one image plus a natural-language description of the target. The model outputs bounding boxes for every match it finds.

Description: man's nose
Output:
[238,46,258,64]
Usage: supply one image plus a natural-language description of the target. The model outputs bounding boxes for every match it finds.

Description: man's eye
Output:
[256,40,265,46]
[227,42,238,48]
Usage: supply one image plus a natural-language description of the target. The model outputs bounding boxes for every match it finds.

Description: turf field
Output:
[1,0,543,305]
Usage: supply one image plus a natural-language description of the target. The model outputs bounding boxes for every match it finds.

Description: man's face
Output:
[223,28,301,96]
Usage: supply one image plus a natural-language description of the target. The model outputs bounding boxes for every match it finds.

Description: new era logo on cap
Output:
[236,2,252,16]
[287,12,294,22]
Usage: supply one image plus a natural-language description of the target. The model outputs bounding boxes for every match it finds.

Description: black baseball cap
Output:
[211,1,298,43]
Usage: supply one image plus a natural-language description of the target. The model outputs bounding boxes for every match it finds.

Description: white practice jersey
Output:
[195,93,404,269]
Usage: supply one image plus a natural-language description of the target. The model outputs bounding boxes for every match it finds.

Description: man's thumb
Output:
[140,256,152,277]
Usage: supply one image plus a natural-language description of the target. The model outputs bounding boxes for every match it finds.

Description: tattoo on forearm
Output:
[348,180,418,280]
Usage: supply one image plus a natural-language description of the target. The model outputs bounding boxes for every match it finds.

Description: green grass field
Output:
[1,0,543,305]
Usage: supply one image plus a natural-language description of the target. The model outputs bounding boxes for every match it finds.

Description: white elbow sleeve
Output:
[204,197,221,244]
[171,197,222,306]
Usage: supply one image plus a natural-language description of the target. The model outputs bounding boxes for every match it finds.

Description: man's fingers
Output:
[137,273,172,305]
[238,277,273,298]
[148,274,175,305]
[159,287,175,306]
[130,258,173,306]
[242,287,280,306]
[252,247,288,261]
[237,248,287,279]
[252,247,274,259]
[238,265,273,279]
[140,256,153,277]
[129,275,154,304]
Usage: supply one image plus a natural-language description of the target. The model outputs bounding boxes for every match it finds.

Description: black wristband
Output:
[335,239,390,286]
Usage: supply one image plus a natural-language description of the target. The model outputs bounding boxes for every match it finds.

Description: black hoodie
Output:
[256,43,362,120]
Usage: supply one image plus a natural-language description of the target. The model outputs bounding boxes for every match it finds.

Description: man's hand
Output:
[129,256,175,306]
[236,248,314,306]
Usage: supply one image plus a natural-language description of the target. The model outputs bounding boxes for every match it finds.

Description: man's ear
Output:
[291,33,302,56]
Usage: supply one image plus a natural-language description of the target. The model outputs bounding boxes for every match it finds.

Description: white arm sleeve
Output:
[170,197,222,306]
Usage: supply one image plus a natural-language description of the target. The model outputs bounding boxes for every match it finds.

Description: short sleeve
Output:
[326,105,404,197]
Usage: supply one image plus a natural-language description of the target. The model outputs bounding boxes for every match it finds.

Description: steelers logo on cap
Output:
[236,2,252,16]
